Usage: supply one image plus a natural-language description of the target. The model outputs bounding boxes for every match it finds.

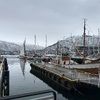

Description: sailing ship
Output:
[60,19,100,98]
[19,39,27,59]
[71,19,100,64]
[49,19,100,79]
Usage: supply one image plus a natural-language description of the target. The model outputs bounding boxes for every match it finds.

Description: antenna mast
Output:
[98,29,100,36]
[34,35,36,52]
[45,35,47,48]
[98,29,100,53]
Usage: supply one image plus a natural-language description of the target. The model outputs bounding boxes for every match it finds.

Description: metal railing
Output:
[64,68,100,87]
[0,89,56,100]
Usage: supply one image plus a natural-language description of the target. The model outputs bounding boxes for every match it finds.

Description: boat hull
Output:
[19,55,27,60]
[74,81,100,99]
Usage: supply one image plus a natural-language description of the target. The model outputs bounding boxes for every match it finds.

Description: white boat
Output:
[19,39,27,59]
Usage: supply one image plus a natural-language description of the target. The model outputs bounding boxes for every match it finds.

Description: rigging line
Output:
[87,23,95,36]
[70,21,83,35]
[72,41,83,57]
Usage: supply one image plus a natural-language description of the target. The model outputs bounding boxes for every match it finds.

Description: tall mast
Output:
[98,29,100,53]
[24,38,26,56]
[34,35,36,53]
[98,29,100,36]
[45,35,47,48]
[57,41,59,55]
[88,31,89,55]
[83,19,86,64]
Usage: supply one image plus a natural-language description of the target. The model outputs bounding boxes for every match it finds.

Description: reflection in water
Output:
[30,69,89,100]
[19,59,26,78]
[3,70,9,96]
[7,57,94,100]
[7,58,19,65]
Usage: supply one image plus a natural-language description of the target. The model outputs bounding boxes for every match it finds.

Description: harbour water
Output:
[6,56,89,100]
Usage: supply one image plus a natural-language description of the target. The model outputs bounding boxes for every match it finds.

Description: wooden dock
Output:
[30,62,100,98]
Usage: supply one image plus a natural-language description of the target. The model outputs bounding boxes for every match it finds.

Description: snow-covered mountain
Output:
[0,40,44,54]
[0,41,20,51]
[41,35,100,55]
[26,44,44,51]
[0,35,99,55]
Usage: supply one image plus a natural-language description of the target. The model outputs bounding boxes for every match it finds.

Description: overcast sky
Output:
[0,0,100,46]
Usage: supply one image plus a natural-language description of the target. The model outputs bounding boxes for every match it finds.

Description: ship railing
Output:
[0,89,56,100]
[64,68,100,87]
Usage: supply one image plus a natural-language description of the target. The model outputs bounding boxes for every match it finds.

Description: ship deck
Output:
[30,62,100,88]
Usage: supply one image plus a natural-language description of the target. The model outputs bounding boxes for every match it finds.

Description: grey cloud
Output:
[0,0,100,46]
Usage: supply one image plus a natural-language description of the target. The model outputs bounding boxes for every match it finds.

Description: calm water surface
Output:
[7,56,88,100]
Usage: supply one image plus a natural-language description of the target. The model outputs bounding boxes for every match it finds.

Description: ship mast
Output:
[83,19,86,64]
[98,29,100,53]
[57,41,59,55]
[34,35,36,54]
[45,35,47,48]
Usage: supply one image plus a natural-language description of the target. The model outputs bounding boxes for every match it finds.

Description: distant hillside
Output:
[26,44,44,51]
[40,35,100,55]
[0,40,44,53]
[0,35,99,55]
[0,41,20,51]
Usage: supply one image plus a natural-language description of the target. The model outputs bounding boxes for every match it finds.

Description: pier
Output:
[30,62,100,99]
[30,62,76,90]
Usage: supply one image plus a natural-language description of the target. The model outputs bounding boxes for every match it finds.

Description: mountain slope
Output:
[0,41,20,51]
[40,35,100,55]
[0,40,44,53]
